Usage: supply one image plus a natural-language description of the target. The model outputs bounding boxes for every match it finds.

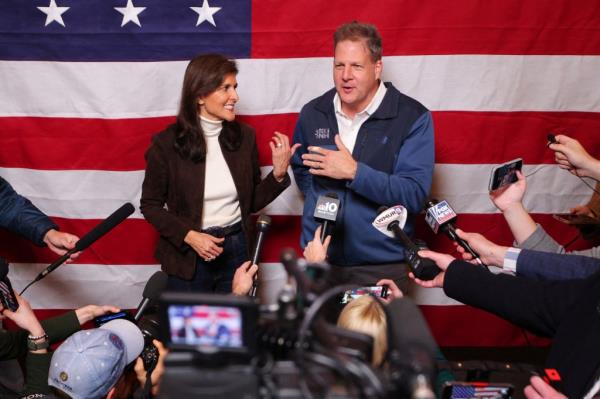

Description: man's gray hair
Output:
[334,21,382,62]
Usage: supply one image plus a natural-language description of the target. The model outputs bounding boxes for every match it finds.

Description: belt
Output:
[202,221,242,238]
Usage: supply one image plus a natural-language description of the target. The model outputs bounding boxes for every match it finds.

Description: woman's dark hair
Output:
[174,54,240,162]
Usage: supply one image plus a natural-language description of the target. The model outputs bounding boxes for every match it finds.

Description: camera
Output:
[153,251,445,399]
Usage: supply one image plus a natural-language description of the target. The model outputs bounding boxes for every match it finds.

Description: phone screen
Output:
[341,286,388,304]
[93,311,132,327]
[489,158,523,192]
[0,277,19,312]
[442,382,513,399]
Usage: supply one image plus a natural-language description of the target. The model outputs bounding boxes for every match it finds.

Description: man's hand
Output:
[303,225,330,263]
[454,229,508,267]
[409,249,455,288]
[43,229,80,259]
[184,230,224,262]
[376,279,403,304]
[270,131,301,182]
[74,304,121,325]
[232,261,258,296]
[550,134,600,180]
[524,376,567,399]
[302,135,357,180]
[134,339,168,396]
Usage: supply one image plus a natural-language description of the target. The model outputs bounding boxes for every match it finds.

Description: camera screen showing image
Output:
[159,292,257,358]
[341,285,388,304]
[168,304,242,349]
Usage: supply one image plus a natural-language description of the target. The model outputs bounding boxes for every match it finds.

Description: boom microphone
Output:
[386,298,437,399]
[23,203,136,292]
[424,199,486,267]
[373,206,440,280]
[313,192,340,242]
[249,215,271,297]
[134,271,168,322]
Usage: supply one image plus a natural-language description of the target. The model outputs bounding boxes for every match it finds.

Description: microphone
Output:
[24,203,135,292]
[424,199,486,267]
[313,192,340,242]
[386,298,437,399]
[134,271,168,322]
[249,215,271,297]
[373,206,440,280]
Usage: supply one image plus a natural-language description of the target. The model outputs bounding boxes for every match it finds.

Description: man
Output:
[48,319,144,399]
[411,250,600,399]
[291,21,434,290]
[0,176,80,394]
[453,228,600,280]
[0,176,79,256]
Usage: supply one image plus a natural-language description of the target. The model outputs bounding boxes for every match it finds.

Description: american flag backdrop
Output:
[1,0,600,347]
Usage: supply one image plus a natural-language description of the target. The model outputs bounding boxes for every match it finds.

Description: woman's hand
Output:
[550,134,600,180]
[376,279,403,304]
[75,304,121,325]
[489,170,527,212]
[184,230,224,261]
[303,225,330,263]
[270,131,301,182]
[1,293,45,338]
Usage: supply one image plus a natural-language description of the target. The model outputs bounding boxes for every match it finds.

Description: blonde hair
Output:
[337,295,387,366]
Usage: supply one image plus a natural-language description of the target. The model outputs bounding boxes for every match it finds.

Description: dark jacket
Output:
[291,82,434,266]
[444,261,600,398]
[0,177,57,246]
[140,122,290,279]
[517,249,600,280]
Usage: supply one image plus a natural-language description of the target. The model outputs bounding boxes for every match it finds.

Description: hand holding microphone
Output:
[424,199,487,269]
[249,215,271,297]
[313,192,340,242]
[21,203,136,294]
[372,205,440,280]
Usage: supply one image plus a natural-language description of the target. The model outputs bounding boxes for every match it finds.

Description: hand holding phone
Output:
[341,285,389,304]
[552,213,600,225]
[489,158,523,192]
[0,259,18,312]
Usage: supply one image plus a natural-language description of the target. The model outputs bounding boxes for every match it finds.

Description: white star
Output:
[37,0,69,27]
[114,0,146,28]
[190,0,221,27]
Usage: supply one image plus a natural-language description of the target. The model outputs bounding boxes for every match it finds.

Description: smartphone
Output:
[489,158,523,192]
[553,213,599,225]
[340,285,388,304]
[93,311,132,327]
[0,276,19,312]
[441,382,513,399]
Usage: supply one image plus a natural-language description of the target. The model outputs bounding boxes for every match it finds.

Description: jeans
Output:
[166,227,248,294]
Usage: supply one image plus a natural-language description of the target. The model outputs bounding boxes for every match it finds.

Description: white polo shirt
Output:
[333,80,387,153]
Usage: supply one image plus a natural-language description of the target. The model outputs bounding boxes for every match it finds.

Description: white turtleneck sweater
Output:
[200,116,241,229]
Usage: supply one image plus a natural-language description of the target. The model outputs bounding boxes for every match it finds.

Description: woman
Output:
[141,54,298,293]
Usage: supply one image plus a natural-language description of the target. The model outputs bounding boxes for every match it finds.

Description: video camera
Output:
[155,249,443,399]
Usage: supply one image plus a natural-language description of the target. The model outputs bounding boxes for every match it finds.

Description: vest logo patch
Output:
[314,128,330,139]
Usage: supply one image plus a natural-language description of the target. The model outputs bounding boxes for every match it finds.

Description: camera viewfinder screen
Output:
[168,304,243,349]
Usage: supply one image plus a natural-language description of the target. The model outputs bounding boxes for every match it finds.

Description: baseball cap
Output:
[48,319,144,399]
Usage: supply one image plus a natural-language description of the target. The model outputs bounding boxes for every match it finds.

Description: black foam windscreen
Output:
[143,271,168,300]
[385,298,437,355]
[75,202,135,251]
[256,214,272,233]
[0,259,8,280]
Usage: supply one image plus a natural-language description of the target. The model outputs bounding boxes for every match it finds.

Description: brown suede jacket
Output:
[140,122,290,279]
